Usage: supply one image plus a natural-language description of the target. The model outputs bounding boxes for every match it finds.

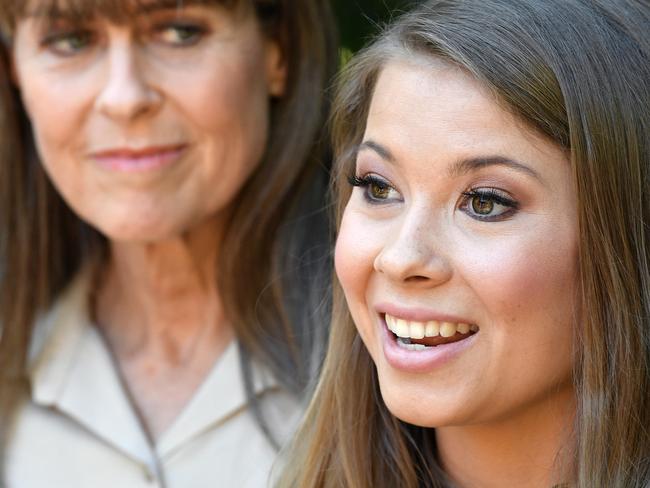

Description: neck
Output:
[95,215,231,365]
[436,386,576,488]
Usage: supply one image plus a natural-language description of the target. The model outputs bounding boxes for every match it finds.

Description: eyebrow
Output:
[447,156,543,182]
[357,140,542,182]
[357,140,396,164]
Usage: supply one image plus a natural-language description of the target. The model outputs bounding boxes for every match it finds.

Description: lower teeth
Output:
[397,337,428,351]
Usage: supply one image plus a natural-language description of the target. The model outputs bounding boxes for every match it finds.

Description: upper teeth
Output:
[385,313,477,339]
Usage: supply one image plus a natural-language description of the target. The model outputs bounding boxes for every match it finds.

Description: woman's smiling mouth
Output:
[377,310,480,373]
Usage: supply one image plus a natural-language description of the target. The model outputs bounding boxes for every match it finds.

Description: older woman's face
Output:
[335,59,578,428]
[12,2,286,241]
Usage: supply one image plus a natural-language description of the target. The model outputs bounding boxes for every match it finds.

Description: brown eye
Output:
[461,188,518,222]
[471,195,494,215]
[370,181,391,200]
[348,173,401,203]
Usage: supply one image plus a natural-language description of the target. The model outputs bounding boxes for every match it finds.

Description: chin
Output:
[383,396,445,428]
[78,199,208,243]
[378,374,470,429]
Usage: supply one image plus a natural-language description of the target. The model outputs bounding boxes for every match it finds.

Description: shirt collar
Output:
[28,269,154,467]
[157,341,279,458]
[28,267,280,464]
[28,267,94,405]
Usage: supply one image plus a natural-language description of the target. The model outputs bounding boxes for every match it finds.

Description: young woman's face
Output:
[12,1,286,241]
[335,59,578,427]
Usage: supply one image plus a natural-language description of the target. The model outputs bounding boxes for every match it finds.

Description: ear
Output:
[265,39,287,98]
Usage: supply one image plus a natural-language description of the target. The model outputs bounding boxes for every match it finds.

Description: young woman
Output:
[281,0,650,486]
[0,0,336,486]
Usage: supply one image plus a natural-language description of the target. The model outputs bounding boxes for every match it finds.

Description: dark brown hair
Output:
[280,0,650,486]
[0,0,337,473]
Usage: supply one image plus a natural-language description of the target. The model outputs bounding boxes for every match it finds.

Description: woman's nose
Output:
[95,40,161,121]
[373,211,453,287]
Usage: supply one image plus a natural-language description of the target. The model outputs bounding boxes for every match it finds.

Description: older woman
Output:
[0,0,336,486]
[281,0,650,486]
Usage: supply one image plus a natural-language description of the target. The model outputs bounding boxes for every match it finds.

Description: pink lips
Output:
[380,320,477,373]
[90,144,188,172]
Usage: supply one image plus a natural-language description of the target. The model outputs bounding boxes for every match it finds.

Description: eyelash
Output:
[153,21,208,47]
[459,188,519,221]
[348,173,519,221]
[348,173,401,204]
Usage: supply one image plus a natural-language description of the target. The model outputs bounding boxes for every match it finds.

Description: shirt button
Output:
[143,468,160,485]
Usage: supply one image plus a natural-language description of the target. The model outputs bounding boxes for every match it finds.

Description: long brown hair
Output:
[280,1,650,486]
[0,0,337,470]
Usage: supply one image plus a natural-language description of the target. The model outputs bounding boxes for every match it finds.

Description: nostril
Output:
[405,275,430,283]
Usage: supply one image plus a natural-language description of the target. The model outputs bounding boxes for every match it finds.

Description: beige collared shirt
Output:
[6,272,301,487]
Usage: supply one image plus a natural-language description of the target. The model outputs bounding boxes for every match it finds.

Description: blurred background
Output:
[332,0,416,53]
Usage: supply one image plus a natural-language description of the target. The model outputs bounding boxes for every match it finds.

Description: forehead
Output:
[367,59,506,142]
[364,59,568,177]
[1,0,238,30]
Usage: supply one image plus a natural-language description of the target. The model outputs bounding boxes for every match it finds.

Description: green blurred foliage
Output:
[332,0,416,52]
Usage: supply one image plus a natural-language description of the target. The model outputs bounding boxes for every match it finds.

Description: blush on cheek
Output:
[335,211,389,353]
[334,213,378,294]
[334,231,360,296]
[460,230,578,331]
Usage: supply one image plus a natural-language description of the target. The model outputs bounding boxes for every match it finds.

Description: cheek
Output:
[457,220,578,389]
[335,209,383,341]
[180,49,271,202]
[456,213,578,321]
[19,77,95,204]
[182,41,270,139]
[335,211,368,301]
[21,75,88,157]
